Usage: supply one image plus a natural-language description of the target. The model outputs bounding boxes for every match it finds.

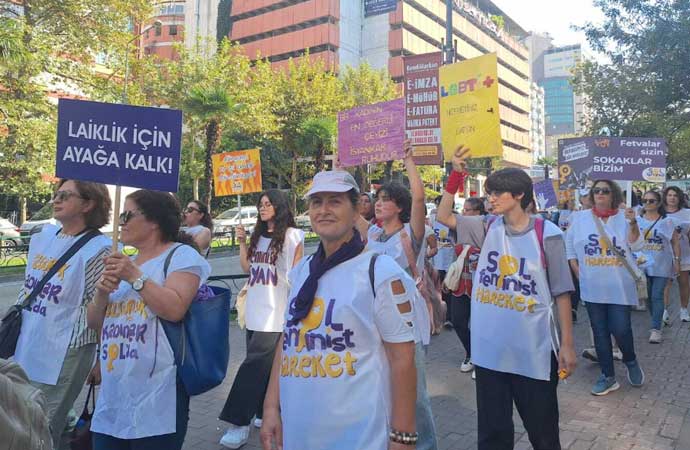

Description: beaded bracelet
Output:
[389,429,418,446]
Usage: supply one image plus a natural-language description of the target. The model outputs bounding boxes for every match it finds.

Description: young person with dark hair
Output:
[437,146,576,450]
[566,180,645,396]
[14,179,112,450]
[638,190,680,343]
[430,195,457,329]
[260,171,417,450]
[662,186,690,324]
[219,189,304,448]
[88,190,210,450]
[182,200,213,257]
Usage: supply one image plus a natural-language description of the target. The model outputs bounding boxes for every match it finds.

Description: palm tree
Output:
[183,85,235,211]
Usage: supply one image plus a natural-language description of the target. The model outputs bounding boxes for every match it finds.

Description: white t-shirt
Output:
[565,210,641,305]
[245,228,304,332]
[430,214,455,271]
[181,224,211,257]
[558,209,572,230]
[280,251,415,450]
[636,216,675,278]
[666,209,690,266]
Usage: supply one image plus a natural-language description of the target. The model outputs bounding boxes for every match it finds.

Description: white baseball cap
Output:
[304,170,360,198]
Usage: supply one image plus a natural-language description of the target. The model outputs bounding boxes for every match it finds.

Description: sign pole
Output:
[237,194,242,226]
[111,186,121,253]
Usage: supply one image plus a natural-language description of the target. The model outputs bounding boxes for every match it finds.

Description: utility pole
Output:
[444,0,454,64]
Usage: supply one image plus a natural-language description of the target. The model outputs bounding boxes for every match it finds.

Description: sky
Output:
[490,0,605,51]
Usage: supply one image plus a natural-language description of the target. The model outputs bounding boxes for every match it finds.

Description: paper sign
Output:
[337,98,406,167]
[212,149,262,196]
[56,99,182,191]
[364,0,398,17]
[439,53,502,159]
[404,52,443,165]
[558,137,667,190]
[533,179,558,210]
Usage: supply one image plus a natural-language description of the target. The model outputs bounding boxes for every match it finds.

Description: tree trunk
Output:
[204,119,220,212]
[290,150,298,214]
[383,161,394,183]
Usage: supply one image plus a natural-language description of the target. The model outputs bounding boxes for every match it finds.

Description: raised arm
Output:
[403,140,426,243]
[437,146,471,231]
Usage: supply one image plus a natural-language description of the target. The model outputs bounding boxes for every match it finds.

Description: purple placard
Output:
[337,98,406,167]
[558,137,667,190]
[533,180,558,210]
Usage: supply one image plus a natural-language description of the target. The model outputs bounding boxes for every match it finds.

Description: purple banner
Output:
[337,98,406,167]
[558,137,667,191]
[533,180,558,210]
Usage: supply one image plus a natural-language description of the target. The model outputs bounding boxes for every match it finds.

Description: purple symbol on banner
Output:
[533,180,558,210]
[337,98,406,168]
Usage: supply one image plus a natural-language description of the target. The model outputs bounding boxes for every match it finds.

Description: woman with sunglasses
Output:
[662,186,690,324]
[87,190,210,449]
[260,170,417,450]
[14,180,112,450]
[219,189,304,449]
[637,191,680,343]
[182,200,213,258]
[367,141,437,450]
[566,180,645,395]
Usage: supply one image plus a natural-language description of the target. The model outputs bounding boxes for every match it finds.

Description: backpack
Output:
[0,359,52,450]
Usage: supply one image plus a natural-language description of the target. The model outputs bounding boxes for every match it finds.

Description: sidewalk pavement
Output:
[77,292,690,450]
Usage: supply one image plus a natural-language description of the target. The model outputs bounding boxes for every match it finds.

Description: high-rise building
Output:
[228,0,533,167]
[529,83,546,162]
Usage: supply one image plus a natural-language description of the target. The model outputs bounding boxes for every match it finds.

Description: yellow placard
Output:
[439,53,502,160]
[212,149,262,196]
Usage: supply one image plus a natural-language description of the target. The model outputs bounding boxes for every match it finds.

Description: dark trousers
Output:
[93,380,189,450]
[450,293,471,358]
[219,330,281,426]
[476,355,560,450]
[570,268,581,312]
[585,302,636,377]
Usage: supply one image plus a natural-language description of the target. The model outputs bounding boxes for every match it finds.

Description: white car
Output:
[0,217,22,247]
[213,206,259,235]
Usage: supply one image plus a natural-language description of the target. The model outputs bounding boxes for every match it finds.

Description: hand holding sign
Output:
[451,145,471,173]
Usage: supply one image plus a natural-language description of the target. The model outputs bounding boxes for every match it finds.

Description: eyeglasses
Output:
[51,190,84,203]
[592,188,612,195]
[258,203,273,210]
[641,199,658,204]
[184,207,201,214]
[119,210,144,225]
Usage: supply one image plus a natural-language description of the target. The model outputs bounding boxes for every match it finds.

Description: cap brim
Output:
[304,184,353,199]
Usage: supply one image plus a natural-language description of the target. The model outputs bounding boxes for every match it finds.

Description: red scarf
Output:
[592,207,618,218]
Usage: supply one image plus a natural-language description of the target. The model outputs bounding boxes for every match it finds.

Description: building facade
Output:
[529,82,546,162]
[228,0,533,167]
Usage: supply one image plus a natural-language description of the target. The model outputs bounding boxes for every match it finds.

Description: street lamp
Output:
[122,19,162,104]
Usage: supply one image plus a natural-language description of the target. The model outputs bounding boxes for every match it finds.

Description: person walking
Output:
[430,195,456,329]
[260,170,417,450]
[13,179,112,450]
[566,180,645,396]
[87,190,210,450]
[662,186,690,324]
[637,190,680,343]
[219,190,304,449]
[437,147,577,450]
[181,200,213,257]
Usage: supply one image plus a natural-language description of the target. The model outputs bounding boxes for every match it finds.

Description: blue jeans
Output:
[647,276,669,330]
[415,342,438,450]
[92,380,190,450]
[585,302,637,378]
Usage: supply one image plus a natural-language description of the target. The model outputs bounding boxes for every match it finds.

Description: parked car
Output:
[294,211,311,231]
[213,206,259,235]
[0,217,22,249]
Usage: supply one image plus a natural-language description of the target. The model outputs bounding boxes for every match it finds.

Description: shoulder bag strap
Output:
[20,229,101,309]
[163,243,185,278]
[534,217,547,269]
[368,253,378,296]
[399,229,421,282]
[593,214,640,280]
[643,216,662,240]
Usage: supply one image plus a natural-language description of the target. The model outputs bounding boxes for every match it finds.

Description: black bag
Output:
[0,230,101,358]
[70,382,95,450]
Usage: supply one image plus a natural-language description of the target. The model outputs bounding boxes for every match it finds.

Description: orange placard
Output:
[212,149,262,196]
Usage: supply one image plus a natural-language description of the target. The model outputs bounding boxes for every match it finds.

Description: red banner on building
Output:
[404,52,443,165]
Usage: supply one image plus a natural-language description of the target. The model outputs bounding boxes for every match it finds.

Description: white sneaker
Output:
[612,348,623,361]
[460,358,474,373]
[681,308,690,322]
[220,425,249,449]
[649,329,662,344]
[253,417,262,428]
[663,309,671,326]
[471,370,476,380]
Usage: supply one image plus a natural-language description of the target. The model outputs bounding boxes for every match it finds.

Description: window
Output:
[155,23,162,37]
[169,25,178,36]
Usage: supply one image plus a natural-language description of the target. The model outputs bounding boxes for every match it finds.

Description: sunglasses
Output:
[51,190,84,203]
[119,210,144,225]
[184,207,201,214]
[641,199,658,204]
[592,188,612,195]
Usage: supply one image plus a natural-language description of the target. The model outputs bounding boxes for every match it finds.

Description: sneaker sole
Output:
[591,381,620,396]
[582,352,598,363]
[626,366,645,387]
[460,366,474,373]
[220,439,248,450]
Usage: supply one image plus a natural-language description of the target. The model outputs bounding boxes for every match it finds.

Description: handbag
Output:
[593,215,648,303]
[0,230,101,358]
[443,245,471,292]
[70,383,95,450]
[161,244,231,396]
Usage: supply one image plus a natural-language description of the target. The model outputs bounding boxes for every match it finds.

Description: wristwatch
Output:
[131,273,149,292]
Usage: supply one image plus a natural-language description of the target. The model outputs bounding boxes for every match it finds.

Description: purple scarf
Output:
[288,229,365,324]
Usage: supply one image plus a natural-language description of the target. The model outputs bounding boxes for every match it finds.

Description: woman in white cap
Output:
[260,170,418,450]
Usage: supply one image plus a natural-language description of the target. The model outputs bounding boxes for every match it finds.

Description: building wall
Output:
[529,83,546,162]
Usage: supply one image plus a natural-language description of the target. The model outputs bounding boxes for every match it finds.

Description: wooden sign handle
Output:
[111,186,121,253]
